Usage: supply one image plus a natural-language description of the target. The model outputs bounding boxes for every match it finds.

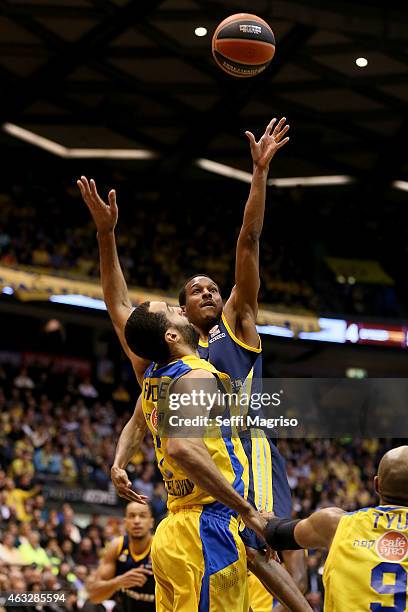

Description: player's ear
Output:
[373,475,379,496]
[165,328,179,345]
[180,305,186,314]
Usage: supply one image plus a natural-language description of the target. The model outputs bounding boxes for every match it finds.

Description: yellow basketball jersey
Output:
[141,354,248,512]
[324,505,408,611]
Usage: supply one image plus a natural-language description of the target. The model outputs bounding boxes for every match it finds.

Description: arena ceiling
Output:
[0,0,408,186]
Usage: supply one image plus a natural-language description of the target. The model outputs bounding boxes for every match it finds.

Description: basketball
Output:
[212,13,275,78]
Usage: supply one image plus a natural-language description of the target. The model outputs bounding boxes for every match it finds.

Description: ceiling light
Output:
[355,57,368,68]
[3,123,156,160]
[195,27,207,37]
[196,158,253,183]
[392,180,408,192]
[268,175,354,187]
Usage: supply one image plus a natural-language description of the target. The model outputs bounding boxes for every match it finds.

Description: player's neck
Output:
[128,532,152,555]
[171,343,199,360]
[379,496,408,507]
[196,318,221,342]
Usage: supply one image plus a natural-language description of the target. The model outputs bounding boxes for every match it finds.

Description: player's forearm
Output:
[88,576,121,603]
[239,165,268,242]
[113,413,146,470]
[247,554,311,612]
[168,439,251,515]
[97,230,132,321]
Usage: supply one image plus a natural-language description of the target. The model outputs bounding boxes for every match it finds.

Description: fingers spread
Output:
[275,123,290,142]
[245,131,256,147]
[117,487,145,503]
[108,189,117,210]
[277,136,290,149]
[266,117,277,134]
[273,117,286,136]
[90,178,101,202]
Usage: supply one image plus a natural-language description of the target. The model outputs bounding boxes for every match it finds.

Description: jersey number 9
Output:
[370,562,407,611]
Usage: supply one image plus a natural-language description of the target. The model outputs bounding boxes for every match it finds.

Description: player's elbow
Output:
[166,438,190,463]
[239,229,261,247]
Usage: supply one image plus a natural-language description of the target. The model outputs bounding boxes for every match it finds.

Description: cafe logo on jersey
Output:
[376,531,408,561]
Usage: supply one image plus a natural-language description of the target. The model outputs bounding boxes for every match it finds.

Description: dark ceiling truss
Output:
[0,0,166,123]
[0,0,406,185]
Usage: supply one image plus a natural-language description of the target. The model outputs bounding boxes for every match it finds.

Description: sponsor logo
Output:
[150,407,158,432]
[209,325,220,336]
[165,478,195,497]
[376,531,408,561]
[239,24,262,35]
[118,552,128,563]
[209,333,226,343]
[353,539,376,550]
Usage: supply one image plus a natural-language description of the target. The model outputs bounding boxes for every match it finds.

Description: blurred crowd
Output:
[0,360,395,610]
[0,175,406,317]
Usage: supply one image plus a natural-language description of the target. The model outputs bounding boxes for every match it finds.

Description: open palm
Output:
[246,117,290,170]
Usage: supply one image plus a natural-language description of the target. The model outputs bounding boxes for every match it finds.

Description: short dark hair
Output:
[124,301,170,363]
[126,500,153,516]
[178,274,217,306]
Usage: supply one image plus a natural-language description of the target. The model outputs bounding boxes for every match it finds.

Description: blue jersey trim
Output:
[150,359,192,379]
[346,505,408,516]
[345,506,375,515]
[375,505,408,512]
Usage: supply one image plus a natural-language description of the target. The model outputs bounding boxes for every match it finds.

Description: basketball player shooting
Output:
[77,116,308,605]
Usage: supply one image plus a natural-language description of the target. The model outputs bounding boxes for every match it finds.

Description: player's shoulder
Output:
[179,354,218,375]
[323,506,346,524]
[104,536,125,560]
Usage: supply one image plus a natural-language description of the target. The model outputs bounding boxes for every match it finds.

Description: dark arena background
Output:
[0,1,408,610]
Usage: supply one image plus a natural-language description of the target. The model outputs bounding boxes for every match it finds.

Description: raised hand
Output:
[245,117,290,171]
[77,176,118,235]
[110,466,148,504]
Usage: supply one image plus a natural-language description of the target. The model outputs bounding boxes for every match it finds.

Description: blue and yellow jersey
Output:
[141,353,248,514]
[115,535,155,611]
[324,505,408,611]
[197,311,262,422]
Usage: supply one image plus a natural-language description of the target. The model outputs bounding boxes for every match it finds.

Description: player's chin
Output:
[200,310,219,324]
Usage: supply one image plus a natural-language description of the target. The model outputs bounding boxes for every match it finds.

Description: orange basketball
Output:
[212,13,275,78]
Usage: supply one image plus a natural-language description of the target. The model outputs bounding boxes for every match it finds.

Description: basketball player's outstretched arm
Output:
[111,395,149,503]
[77,176,149,384]
[293,507,344,549]
[223,117,289,345]
[264,507,344,551]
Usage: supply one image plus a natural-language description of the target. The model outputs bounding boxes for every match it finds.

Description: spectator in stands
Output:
[0,532,25,565]
[133,463,155,500]
[18,531,51,568]
[78,377,98,399]
[13,368,34,390]
[73,537,98,567]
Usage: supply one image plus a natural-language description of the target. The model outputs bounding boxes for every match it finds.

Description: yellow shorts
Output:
[151,507,248,612]
[248,571,273,612]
